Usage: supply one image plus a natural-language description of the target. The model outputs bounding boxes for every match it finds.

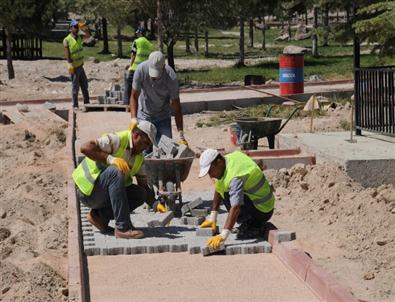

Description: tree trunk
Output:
[5,28,15,80]
[157,0,164,52]
[248,18,253,48]
[287,19,292,41]
[238,17,245,67]
[204,30,209,57]
[185,31,191,53]
[312,6,319,58]
[305,7,308,26]
[194,26,199,52]
[101,18,110,54]
[167,40,176,71]
[261,16,266,50]
[323,4,329,47]
[116,26,122,58]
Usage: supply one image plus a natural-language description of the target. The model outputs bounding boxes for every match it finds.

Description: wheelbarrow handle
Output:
[276,107,300,134]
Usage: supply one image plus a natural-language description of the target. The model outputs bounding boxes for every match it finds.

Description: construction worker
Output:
[63,20,89,109]
[198,149,275,249]
[124,26,154,105]
[72,121,157,239]
[130,51,188,149]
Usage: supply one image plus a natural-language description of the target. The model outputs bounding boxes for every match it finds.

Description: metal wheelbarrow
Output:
[143,156,194,216]
[234,107,299,149]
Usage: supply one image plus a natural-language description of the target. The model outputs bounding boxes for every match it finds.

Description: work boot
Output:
[87,209,114,233]
[115,227,144,239]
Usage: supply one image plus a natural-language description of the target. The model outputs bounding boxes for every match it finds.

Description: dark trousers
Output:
[123,70,134,105]
[71,65,89,108]
[78,166,146,230]
[222,193,273,226]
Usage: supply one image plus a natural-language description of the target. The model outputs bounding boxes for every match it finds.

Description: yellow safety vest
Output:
[129,37,153,71]
[215,151,275,213]
[72,130,144,196]
[64,34,84,68]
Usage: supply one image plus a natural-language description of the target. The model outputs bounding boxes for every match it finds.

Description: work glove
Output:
[67,63,75,75]
[129,118,138,131]
[156,202,168,213]
[107,155,130,174]
[178,130,188,146]
[199,211,218,230]
[207,230,230,250]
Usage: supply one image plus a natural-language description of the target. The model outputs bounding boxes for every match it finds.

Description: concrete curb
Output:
[66,109,86,302]
[268,230,358,302]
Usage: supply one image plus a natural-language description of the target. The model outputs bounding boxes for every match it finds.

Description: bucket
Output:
[279,54,304,95]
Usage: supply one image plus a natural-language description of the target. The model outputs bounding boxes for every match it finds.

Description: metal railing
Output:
[355,66,395,137]
[1,28,42,60]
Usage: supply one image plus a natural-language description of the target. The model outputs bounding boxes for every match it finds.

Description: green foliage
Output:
[355,1,395,55]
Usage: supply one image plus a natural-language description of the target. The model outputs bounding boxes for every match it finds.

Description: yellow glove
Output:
[129,118,137,131]
[207,229,230,250]
[67,63,75,75]
[156,202,168,213]
[200,219,216,230]
[107,155,130,174]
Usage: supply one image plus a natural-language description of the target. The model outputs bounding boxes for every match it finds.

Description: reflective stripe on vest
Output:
[214,151,275,213]
[72,130,144,196]
[130,37,153,71]
[64,34,84,68]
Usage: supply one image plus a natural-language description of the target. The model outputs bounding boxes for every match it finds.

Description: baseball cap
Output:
[70,20,78,28]
[136,26,145,34]
[148,51,166,78]
[137,121,158,147]
[199,149,219,177]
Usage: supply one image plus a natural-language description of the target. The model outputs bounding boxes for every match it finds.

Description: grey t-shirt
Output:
[132,61,179,122]
[228,177,245,206]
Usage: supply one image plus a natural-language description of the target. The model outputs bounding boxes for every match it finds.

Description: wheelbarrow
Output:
[143,156,195,217]
[234,107,299,149]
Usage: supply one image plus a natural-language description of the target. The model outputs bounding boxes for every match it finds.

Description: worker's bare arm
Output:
[80,140,108,164]
[211,191,221,211]
[224,204,240,230]
[130,89,140,119]
[171,97,183,132]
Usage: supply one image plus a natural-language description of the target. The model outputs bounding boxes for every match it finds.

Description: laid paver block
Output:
[196,226,219,237]
[130,246,147,254]
[170,244,188,252]
[85,247,101,256]
[181,197,204,216]
[148,245,170,253]
[147,211,174,227]
[277,231,296,242]
[189,246,201,254]
[190,208,209,217]
[226,246,242,255]
[202,243,225,256]
[180,216,205,226]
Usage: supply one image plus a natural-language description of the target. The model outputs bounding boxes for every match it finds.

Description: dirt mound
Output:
[0,120,69,301]
[267,163,395,302]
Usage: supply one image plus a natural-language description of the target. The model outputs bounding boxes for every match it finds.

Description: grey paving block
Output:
[85,248,101,256]
[148,244,170,253]
[114,84,121,91]
[181,197,204,216]
[170,244,188,252]
[101,248,109,255]
[196,227,219,237]
[180,216,205,226]
[202,243,225,256]
[225,246,242,255]
[97,96,105,104]
[189,246,201,254]
[147,211,174,227]
[130,246,147,254]
[277,231,296,242]
[108,247,124,255]
[190,208,209,217]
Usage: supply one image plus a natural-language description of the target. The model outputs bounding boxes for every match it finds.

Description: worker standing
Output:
[124,26,154,105]
[130,51,188,148]
[198,149,275,249]
[63,20,90,109]
[72,121,157,239]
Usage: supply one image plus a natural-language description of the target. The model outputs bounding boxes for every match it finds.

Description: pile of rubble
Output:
[97,84,126,105]
[147,135,195,159]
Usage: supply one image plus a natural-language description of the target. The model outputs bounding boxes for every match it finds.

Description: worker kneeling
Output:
[199,149,275,249]
[72,121,157,239]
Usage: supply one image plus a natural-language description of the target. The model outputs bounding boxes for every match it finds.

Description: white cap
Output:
[199,149,219,177]
[148,51,166,78]
[137,120,158,147]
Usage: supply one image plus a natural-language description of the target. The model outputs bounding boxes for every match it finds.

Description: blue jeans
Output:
[143,117,172,154]
[71,65,89,108]
[78,166,146,230]
[123,71,134,105]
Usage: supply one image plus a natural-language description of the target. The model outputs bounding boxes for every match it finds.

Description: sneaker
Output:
[115,228,144,239]
[87,209,114,233]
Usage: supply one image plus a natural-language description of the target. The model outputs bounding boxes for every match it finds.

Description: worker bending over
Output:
[199,149,275,249]
[72,121,157,239]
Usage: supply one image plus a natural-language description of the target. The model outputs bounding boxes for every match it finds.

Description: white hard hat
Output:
[148,51,166,78]
[199,149,219,177]
[137,120,158,147]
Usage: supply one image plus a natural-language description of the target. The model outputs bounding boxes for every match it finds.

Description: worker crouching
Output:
[72,121,157,239]
[198,149,275,249]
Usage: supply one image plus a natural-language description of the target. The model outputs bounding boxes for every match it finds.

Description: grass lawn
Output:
[43,25,394,85]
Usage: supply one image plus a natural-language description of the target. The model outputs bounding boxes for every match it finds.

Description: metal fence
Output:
[0,28,42,60]
[355,66,395,137]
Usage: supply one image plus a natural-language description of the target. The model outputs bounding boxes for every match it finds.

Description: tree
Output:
[354,1,395,55]
[0,0,58,79]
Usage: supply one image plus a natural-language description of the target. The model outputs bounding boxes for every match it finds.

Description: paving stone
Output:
[85,248,101,256]
[130,246,147,254]
[202,243,225,256]
[170,244,188,252]
[190,208,209,217]
[147,211,174,227]
[189,246,201,254]
[226,246,242,255]
[196,227,219,237]
[181,197,204,216]
[97,96,105,104]
[180,216,205,226]
[277,231,296,242]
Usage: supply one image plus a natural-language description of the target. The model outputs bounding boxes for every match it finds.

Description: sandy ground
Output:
[0,118,69,301]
